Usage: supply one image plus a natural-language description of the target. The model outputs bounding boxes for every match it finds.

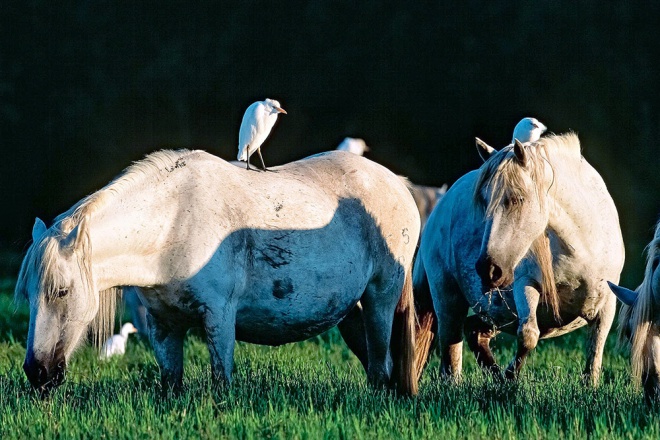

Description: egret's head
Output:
[264,99,287,115]
[512,117,547,144]
[337,138,370,156]
[121,322,139,336]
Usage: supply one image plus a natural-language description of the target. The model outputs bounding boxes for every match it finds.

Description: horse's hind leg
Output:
[583,290,616,386]
[464,315,501,375]
[360,279,403,389]
[505,284,540,379]
[337,302,368,371]
[148,315,186,392]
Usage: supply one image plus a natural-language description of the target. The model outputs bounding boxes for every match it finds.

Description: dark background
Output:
[0,1,658,285]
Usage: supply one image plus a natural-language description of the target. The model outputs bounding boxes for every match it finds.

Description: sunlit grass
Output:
[0,283,657,439]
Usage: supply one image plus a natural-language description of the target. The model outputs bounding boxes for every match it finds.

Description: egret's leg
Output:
[148,315,186,392]
[257,148,268,171]
[583,290,616,386]
[337,302,368,371]
[204,305,237,388]
[465,315,501,375]
[505,284,540,379]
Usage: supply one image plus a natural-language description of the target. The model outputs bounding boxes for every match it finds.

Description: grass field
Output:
[1,280,659,440]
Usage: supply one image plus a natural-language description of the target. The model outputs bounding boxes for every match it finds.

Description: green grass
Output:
[1,282,658,440]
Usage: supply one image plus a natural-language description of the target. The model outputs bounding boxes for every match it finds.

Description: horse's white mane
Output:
[619,220,660,384]
[16,149,199,347]
[55,149,197,234]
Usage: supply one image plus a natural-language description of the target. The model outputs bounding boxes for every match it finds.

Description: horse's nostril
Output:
[38,365,48,383]
[490,264,503,283]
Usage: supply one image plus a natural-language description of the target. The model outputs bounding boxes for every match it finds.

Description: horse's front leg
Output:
[204,304,237,388]
[464,315,502,375]
[505,283,540,379]
[431,279,469,380]
[583,290,616,386]
[148,314,186,392]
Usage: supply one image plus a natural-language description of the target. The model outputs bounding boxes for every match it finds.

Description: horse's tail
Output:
[390,264,418,396]
[412,255,436,383]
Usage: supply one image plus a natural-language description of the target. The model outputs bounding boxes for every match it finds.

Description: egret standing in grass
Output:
[99,323,138,360]
[336,137,370,156]
[237,99,287,171]
[512,117,547,143]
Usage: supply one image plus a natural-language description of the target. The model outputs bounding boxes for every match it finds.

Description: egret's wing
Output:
[237,102,265,160]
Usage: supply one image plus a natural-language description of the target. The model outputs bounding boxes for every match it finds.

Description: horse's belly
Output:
[234,286,363,346]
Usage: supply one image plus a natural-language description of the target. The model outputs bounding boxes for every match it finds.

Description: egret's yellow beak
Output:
[276,107,287,114]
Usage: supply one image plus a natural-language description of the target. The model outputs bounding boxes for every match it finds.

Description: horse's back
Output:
[166,150,420,345]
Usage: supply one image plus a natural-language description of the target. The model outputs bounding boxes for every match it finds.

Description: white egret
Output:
[336,137,370,156]
[512,117,547,143]
[237,98,287,171]
[99,322,138,360]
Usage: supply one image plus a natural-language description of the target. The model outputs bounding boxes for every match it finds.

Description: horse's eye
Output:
[55,288,68,298]
[653,258,659,272]
[505,196,524,208]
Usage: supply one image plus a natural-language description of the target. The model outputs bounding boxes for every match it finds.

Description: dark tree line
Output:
[1,1,658,283]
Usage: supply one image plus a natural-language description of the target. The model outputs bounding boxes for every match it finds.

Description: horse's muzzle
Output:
[475,255,512,290]
[23,355,67,394]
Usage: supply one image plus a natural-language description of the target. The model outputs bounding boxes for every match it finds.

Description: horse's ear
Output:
[513,139,527,165]
[475,137,496,162]
[32,217,47,242]
[607,281,637,306]
[60,216,88,253]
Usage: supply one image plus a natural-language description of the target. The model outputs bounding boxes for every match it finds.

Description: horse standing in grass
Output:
[609,220,660,402]
[16,150,420,395]
[413,134,624,384]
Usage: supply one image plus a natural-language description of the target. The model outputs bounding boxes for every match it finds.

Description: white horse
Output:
[16,150,421,395]
[608,220,660,402]
[413,134,625,384]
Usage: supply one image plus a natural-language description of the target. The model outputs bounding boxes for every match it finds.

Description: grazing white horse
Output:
[16,150,420,395]
[608,220,660,402]
[413,134,624,384]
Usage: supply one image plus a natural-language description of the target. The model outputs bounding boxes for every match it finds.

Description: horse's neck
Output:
[87,182,183,291]
[546,157,619,260]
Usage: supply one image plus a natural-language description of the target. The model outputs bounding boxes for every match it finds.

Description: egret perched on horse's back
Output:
[100,322,138,360]
[337,137,370,156]
[475,117,548,162]
[237,99,287,171]
[512,117,547,143]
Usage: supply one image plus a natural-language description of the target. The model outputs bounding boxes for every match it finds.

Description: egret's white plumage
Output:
[512,117,547,143]
[237,98,287,170]
[336,137,370,156]
[99,322,138,360]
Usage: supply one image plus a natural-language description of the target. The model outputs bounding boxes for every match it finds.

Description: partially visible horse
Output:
[413,134,624,384]
[407,183,447,231]
[609,220,660,402]
[16,150,421,395]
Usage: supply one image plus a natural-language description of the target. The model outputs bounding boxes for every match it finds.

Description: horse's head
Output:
[16,217,100,394]
[473,138,553,290]
[609,225,660,403]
